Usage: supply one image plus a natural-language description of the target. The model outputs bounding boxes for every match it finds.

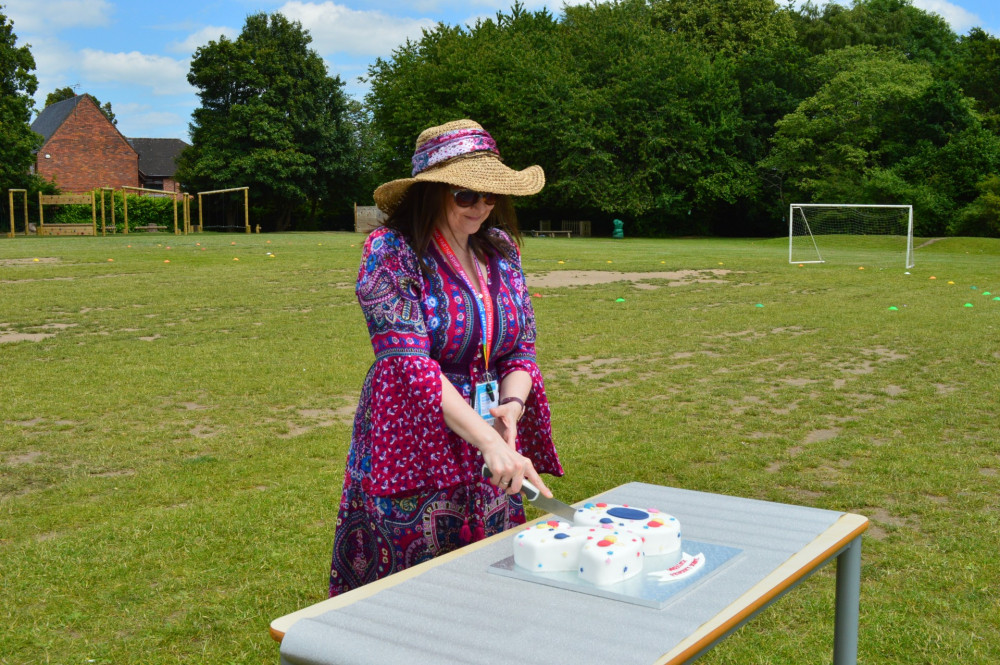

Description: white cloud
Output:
[128,110,185,130]
[114,101,152,114]
[117,110,191,141]
[911,0,982,33]
[79,49,192,96]
[3,0,114,32]
[168,26,241,56]
[278,1,437,58]
[21,35,77,80]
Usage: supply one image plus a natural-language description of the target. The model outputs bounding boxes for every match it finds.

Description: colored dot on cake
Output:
[554,533,570,540]
[607,506,650,521]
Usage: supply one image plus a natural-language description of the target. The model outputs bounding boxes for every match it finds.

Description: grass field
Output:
[2,231,998,664]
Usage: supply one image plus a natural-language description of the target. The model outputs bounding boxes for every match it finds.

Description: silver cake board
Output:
[488,539,743,609]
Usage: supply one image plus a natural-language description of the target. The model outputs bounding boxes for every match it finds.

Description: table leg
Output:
[833,536,862,665]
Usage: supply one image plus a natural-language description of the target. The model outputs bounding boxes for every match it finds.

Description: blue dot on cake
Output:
[607,506,650,521]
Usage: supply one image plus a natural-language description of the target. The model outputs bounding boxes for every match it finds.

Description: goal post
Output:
[197,187,250,233]
[789,204,914,269]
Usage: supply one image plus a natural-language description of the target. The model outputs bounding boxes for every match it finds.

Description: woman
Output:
[329,119,563,596]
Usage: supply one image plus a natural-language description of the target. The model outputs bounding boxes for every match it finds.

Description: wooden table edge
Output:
[652,512,869,664]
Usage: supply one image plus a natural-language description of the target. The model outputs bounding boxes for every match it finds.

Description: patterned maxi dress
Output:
[329,226,563,597]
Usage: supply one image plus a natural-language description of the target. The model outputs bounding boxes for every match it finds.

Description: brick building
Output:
[30,95,188,194]
[127,138,189,193]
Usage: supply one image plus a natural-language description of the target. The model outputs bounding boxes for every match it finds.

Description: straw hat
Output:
[373,119,545,214]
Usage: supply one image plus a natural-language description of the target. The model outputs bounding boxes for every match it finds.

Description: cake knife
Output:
[481,464,577,521]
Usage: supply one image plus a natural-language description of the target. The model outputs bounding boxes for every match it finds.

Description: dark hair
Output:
[382,183,523,276]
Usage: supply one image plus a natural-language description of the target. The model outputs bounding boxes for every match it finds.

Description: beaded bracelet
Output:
[499,396,525,420]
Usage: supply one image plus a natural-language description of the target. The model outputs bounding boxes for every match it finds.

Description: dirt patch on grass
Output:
[864,507,915,541]
[0,330,56,344]
[1,322,77,344]
[278,405,356,439]
[785,487,825,502]
[804,427,841,444]
[0,257,60,266]
[190,424,218,439]
[836,347,909,376]
[549,356,626,384]
[527,269,731,289]
[90,468,135,478]
[6,450,44,465]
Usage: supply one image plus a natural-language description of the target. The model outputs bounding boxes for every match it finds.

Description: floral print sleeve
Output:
[354,228,460,496]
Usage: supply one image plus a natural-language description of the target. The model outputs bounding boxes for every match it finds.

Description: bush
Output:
[949,174,1000,237]
[118,192,179,232]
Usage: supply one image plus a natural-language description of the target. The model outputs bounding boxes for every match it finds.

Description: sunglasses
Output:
[451,189,498,208]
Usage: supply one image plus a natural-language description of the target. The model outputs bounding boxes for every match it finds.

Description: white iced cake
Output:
[513,502,683,586]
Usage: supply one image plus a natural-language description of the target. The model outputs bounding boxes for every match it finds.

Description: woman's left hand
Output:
[489,402,521,450]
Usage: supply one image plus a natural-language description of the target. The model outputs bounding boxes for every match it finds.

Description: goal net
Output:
[789,204,914,269]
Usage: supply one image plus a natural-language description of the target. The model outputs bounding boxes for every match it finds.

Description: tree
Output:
[792,0,957,65]
[764,45,1000,234]
[764,47,932,200]
[365,1,754,234]
[551,0,753,233]
[650,0,813,234]
[948,28,1000,133]
[950,174,1000,237]
[177,12,355,230]
[0,8,42,199]
[43,86,117,125]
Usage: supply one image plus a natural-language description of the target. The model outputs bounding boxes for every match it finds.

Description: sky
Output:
[5,0,999,143]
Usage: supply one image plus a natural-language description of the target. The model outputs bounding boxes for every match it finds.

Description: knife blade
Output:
[481,464,578,522]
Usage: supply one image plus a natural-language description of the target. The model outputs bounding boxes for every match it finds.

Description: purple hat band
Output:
[411,128,499,177]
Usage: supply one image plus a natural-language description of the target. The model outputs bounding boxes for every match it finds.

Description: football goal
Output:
[789,204,914,269]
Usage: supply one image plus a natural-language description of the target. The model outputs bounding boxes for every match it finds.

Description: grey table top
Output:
[274,483,866,665]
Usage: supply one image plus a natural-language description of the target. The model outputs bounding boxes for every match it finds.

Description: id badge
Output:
[473,379,499,424]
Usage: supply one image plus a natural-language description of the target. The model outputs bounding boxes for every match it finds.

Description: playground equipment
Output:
[120,186,187,235]
[7,189,27,238]
[98,187,116,235]
[38,192,97,236]
[198,187,250,233]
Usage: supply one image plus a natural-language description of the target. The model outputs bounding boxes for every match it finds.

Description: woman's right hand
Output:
[479,437,551,498]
